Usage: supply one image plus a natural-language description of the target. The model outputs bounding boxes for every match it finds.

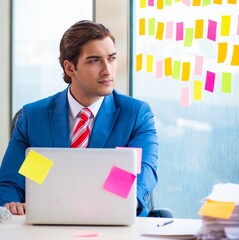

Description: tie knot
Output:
[80,108,91,123]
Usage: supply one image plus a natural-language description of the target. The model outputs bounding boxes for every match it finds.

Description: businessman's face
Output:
[66,36,117,106]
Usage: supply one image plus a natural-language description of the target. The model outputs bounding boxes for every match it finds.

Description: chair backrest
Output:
[11,108,22,136]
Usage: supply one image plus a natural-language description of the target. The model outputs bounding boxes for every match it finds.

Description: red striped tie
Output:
[71,108,92,148]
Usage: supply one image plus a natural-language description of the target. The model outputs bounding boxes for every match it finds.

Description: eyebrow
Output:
[86,52,117,60]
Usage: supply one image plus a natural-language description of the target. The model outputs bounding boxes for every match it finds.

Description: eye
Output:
[108,56,117,62]
[88,58,100,63]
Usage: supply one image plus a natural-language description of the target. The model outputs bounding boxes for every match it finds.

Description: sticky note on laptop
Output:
[19,150,54,185]
[103,165,136,199]
[116,147,142,173]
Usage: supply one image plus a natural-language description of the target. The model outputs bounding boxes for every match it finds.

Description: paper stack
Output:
[197,183,239,240]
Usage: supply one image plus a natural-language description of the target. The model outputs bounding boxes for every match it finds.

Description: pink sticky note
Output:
[116,147,142,173]
[73,231,100,237]
[183,0,191,6]
[148,0,155,6]
[156,60,163,79]
[194,55,204,75]
[103,165,136,199]
[237,15,239,35]
[181,87,190,107]
[166,21,173,39]
[176,22,184,41]
[205,71,215,92]
[207,20,217,41]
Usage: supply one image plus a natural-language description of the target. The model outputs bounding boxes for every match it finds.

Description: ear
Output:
[63,60,75,78]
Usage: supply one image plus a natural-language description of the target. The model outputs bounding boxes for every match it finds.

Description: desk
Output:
[1,216,201,240]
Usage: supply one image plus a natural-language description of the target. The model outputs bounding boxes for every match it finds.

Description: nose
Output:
[100,61,112,76]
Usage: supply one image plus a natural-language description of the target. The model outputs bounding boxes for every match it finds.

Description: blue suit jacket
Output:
[0,88,158,216]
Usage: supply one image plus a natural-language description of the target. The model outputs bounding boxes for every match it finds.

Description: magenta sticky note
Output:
[207,20,217,41]
[176,22,184,41]
[103,165,136,199]
[205,71,215,92]
[148,0,155,6]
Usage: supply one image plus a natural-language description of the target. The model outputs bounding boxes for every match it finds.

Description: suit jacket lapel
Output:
[49,88,71,147]
[89,92,119,148]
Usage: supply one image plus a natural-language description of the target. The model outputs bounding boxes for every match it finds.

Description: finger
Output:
[16,202,25,215]
[8,202,18,215]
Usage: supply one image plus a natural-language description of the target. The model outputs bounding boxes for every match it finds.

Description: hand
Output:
[4,202,26,215]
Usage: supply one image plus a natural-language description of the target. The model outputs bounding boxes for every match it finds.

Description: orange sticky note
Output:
[164,57,172,76]
[136,53,143,71]
[195,19,204,39]
[156,22,164,40]
[218,42,227,63]
[198,200,236,219]
[231,45,239,66]
[139,18,146,35]
[19,150,53,185]
[181,62,190,81]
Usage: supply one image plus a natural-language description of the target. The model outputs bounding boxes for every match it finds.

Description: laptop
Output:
[25,147,137,225]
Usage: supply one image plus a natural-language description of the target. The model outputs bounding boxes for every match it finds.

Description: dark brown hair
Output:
[59,20,115,83]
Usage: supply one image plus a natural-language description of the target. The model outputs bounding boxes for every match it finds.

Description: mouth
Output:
[98,79,113,85]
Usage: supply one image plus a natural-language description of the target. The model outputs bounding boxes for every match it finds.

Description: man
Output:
[0,20,158,217]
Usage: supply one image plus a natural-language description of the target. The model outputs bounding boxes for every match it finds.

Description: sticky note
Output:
[139,18,146,35]
[181,87,190,107]
[231,45,239,66]
[116,147,142,174]
[237,15,239,35]
[148,0,155,6]
[156,60,163,79]
[165,0,172,6]
[183,0,191,6]
[207,20,217,41]
[172,60,181,80]
[184,28,194,47]
[73,231,101,237]
[181,62,190,81]
[136,53,143,71]
[140,0,147,8]
[214,0,222,3]
[198,200,236,219]
[103,166,136,199]
[202,0,211,6]
[195,19,204,39]
[193,80,203,100]
[222,72,232,93]
[156,22,164,40]
[218,42,227,63]
[146,55,154,72]
[176,22,184,41]
[194,55,204,75]
[166,21,174,39]
[221,16,231,36]
[164,57,172,76]
[19,150,53,185]
[148,18,156,35]
[205,71,215,92]
[192,0,201,6]
[228,0,237,3]
[157,0,164,9]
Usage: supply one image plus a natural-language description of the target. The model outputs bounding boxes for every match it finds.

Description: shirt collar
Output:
[67,86,104,119]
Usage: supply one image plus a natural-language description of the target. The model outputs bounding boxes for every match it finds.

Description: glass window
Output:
[11,0,93,115]
[130,1,239,218]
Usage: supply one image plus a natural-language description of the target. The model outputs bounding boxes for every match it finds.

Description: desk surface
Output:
[1,216,201,240]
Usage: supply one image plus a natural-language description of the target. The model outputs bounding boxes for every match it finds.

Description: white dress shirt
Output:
[67,87,104,138]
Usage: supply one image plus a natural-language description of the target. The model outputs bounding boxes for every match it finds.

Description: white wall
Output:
[0,0,11,161]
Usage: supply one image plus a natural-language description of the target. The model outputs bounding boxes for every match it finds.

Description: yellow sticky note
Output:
[139,18,146,35]
[231,45,239,66]
[146,55,154,72]
[198,200,236,219]
[140,0,147,8]
[218,42,227,63]
[193,80,203,100]
[19,150,53,185]
[221,16,231,36]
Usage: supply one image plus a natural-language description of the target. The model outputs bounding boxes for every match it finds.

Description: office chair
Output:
[11,109,174,218]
